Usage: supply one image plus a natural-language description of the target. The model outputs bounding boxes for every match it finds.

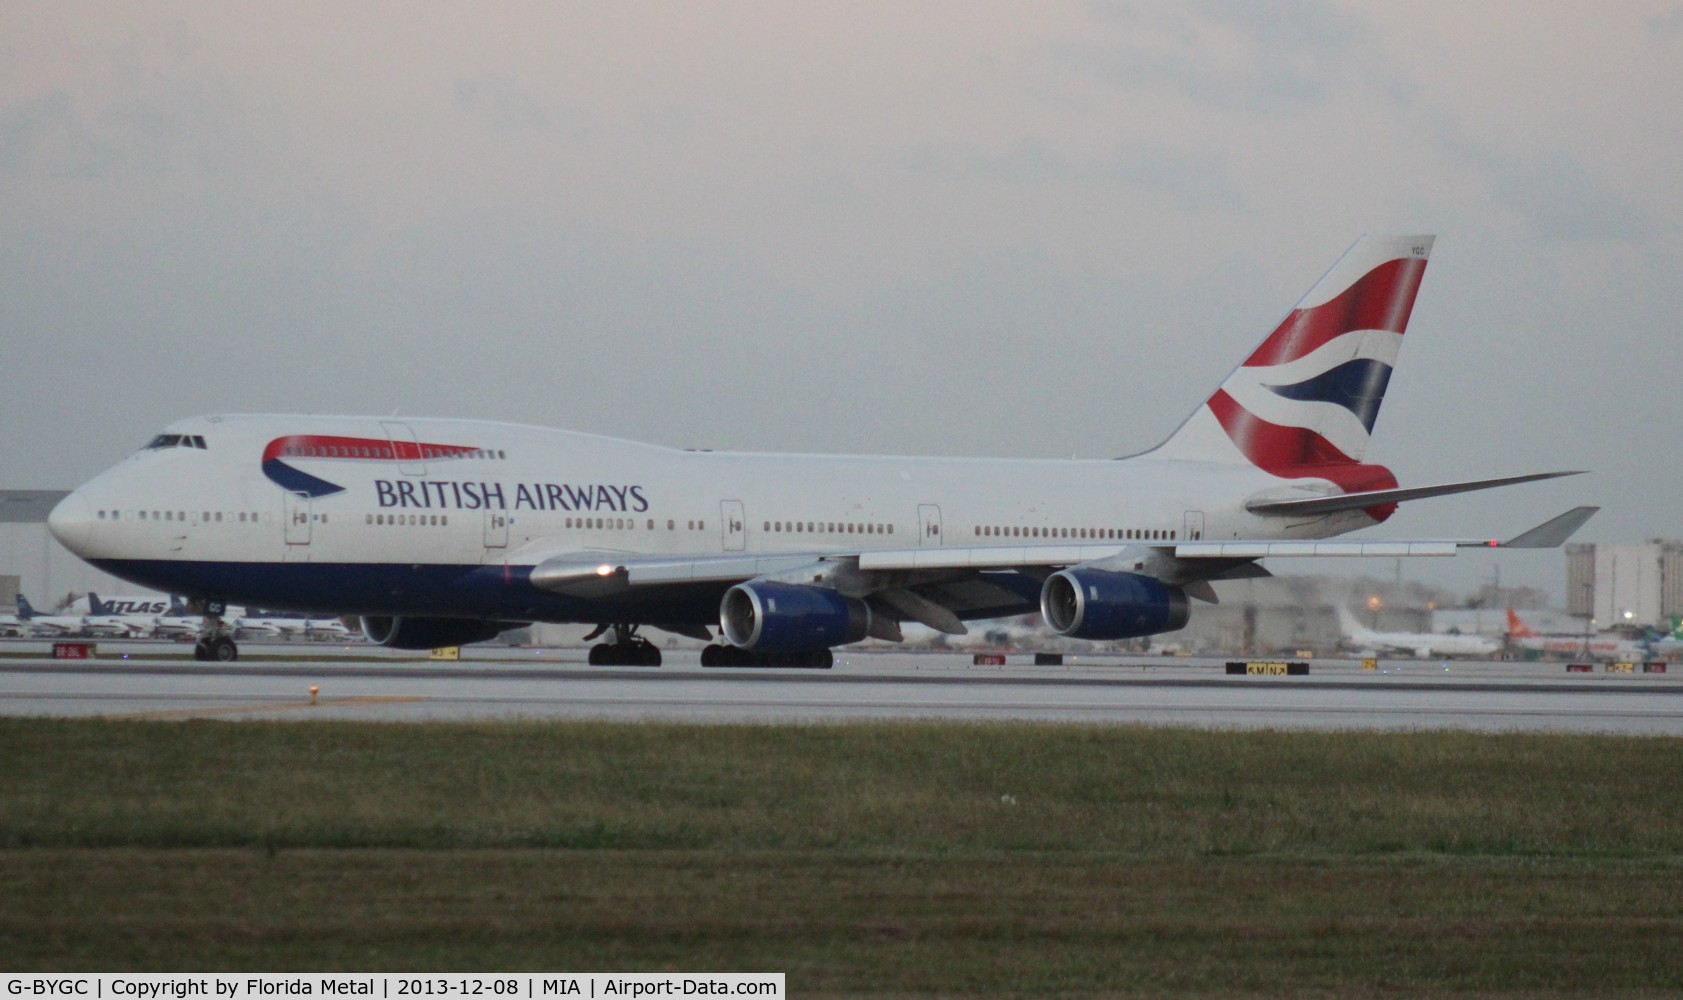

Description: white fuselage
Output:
[46,414,1376,625]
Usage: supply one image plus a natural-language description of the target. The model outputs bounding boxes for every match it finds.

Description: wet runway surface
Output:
[3,642,1681,733]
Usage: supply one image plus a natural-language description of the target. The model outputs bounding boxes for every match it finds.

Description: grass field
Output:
[2,718,1680,995]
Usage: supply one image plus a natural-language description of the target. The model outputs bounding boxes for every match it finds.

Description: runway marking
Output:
[109,696,425,721]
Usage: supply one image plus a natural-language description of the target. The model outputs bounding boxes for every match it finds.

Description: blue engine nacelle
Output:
[720,581,871,652]
[360,615,524,650]
[1039,570,1190,640]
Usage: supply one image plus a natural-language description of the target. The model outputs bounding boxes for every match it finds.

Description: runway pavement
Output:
[3,642,1681,732]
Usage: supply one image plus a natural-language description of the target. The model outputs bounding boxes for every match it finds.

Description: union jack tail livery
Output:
[1153,235,1434,515]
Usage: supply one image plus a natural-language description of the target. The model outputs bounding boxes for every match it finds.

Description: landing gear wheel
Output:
[588,634,661,666]
[207,635,238,662]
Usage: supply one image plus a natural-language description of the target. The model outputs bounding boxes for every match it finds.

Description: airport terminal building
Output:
[1566,541,1683,628]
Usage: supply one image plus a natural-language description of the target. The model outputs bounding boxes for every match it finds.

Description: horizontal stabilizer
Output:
[1245,471,1583,516]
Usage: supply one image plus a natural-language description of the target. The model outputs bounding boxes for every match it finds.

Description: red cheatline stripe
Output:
[1241,257,1427,369]
[261,435,478,463]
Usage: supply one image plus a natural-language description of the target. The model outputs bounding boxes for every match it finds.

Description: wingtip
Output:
[1500,506,1599,549]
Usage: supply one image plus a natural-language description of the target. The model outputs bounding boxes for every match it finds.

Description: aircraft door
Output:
[484,510,509,548]
[720,500,746,552]
[284,493,311,545]
[917,504,944,546]
[1183,510,1205,541]
[380,421,427,476]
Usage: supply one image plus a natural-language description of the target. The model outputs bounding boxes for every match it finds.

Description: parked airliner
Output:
[1505,608,1657,661]
[1336,605,1503,659]
[47,235,1595,663]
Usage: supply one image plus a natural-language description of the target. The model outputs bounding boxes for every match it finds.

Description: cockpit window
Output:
[144,434,209,451]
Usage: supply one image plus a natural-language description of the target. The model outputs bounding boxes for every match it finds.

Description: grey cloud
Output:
[1071,0,1367,111]
[1406,103,1653,244]
[1485,150,1653,243]
[1649,5,1683,35]
[0,90,116,178]
[455,73,580,136]
[0,27,260,182]
[902,136,1243,212]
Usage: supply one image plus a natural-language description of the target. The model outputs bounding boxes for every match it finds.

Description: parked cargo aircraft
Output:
[0,602,40,637]
[47,235,1596,663]
[10,594,133,638]
[1336,605,1503,659]
[80,593,156,638]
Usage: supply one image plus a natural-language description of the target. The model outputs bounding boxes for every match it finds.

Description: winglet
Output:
[1493,506,1599,549]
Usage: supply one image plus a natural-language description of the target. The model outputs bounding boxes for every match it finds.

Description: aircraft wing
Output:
[531,507,1597,602]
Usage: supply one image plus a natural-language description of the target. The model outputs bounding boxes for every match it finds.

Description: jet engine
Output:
[360,615,523,650]
[1039,570,1190,640]
[720,581,871,652]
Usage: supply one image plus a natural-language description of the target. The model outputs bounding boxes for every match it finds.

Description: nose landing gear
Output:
[190,599,239,662]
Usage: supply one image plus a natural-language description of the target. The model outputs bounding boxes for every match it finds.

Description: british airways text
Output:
[374,481,649,512]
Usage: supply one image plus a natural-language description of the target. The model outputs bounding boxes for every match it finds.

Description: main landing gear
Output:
[192,600,239,662]
[585,623,662,666]
[700,645,833,669]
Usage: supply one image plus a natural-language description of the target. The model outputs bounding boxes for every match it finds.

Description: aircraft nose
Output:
[48,491,94,555]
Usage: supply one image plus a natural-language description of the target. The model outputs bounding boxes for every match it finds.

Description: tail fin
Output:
[1150,234,1433,499]
[87,592,109,616]
[1506,608,1536,638]
[1336,605,1375,642]
[16,595,36,618]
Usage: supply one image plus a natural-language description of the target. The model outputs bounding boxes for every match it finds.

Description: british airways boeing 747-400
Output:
[47,236,1595,663]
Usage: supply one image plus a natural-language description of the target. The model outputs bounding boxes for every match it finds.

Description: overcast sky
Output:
[4,2,1679,602]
